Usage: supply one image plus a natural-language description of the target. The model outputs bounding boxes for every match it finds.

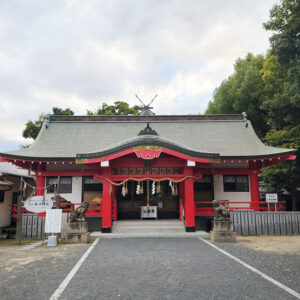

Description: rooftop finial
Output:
[242,112,248,128]
[135,94,157,116]
[138,123,158,136]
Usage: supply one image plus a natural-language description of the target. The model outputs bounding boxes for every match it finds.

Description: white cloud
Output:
[0,0,278,150]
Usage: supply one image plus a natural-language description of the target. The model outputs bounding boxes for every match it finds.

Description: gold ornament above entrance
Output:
[134,146,162,160]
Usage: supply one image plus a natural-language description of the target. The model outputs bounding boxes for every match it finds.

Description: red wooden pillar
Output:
[35,164,45,196]
[184,167,195,232]
[249,171,260,211]
[102,168,112,233]
[179,182,185,221]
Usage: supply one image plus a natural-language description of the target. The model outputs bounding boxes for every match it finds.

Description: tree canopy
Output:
[87,101,142,116]
[23,102,142,140]
[205,0,300,208]
[206,53,268,137]
[22,107,74,140]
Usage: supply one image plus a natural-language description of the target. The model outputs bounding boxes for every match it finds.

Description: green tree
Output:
[206,53,268,137]
[262,125,300,209]
[260,0,300,209]
[87,101,142,116]
[22,107,74,140]
[263,0,300,65]
[205,0,300,208]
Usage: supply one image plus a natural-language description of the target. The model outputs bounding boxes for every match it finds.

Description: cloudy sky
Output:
[0,0,278,151]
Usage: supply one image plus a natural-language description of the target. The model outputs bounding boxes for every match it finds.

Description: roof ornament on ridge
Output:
[242,112,249,128]
[138,123,158,136]
[135,94,157,116]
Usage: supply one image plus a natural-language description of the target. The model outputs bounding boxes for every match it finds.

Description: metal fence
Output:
[230,210,300,236]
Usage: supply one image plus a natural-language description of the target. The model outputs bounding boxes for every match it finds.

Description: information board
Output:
[266,193,278,203]
[45,209,62,233]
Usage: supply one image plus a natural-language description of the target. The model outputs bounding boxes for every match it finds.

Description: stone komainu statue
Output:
[212,200,230,221]
[69,201,89,223]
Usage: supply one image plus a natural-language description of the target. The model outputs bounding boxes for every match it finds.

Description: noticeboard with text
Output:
[45,209,62,233]
[266,193,278,203]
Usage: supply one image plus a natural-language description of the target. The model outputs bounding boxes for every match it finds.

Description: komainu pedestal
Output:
[210,220,236,243]
[210,200,236,242]
[64,222,90,244]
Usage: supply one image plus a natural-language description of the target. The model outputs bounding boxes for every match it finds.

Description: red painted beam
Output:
[195,169,257,175]
[40,170,99,177]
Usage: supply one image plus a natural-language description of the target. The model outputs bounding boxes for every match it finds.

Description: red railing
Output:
[194,200,286,216]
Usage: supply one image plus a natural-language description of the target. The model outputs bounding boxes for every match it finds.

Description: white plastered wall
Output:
[213,174,251,208]
[0,190,13,227]
[0,177,19,228]
[45,176,82,205]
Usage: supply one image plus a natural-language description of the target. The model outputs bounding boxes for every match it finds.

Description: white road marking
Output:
[49,239,100,300]
[199,237,300,299]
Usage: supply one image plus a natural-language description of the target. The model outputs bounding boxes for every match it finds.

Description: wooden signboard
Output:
[21,214,27,237]
[32,214,38,238]
[273,212,280,235]
[291,213,299,234]
[279,213,287,234]
[241,210,249,235]
[286,213,293,235]
[233,210,241,235]
[248,210,256,235]
[267,212,275,235]
[261,212,268,235]
[26,214,33,238]
[255,212,262,235]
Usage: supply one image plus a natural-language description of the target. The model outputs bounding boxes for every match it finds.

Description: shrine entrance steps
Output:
[90,220,209,238]
[113,220,185,234]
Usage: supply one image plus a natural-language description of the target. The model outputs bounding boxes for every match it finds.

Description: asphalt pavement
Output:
[1,238,299,300]
[60,238,298,300]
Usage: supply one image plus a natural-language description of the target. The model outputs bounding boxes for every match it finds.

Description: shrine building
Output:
[0,112,296,232]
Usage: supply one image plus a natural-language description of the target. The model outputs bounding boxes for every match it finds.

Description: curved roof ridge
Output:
[77,135,220,159]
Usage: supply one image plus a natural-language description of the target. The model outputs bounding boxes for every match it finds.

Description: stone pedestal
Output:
[210,220,236,243]
[64,222,90,244]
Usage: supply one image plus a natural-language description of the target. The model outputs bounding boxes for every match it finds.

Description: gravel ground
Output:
[0,242,89,300]
[214,238,300,294]
[0,237,299,300]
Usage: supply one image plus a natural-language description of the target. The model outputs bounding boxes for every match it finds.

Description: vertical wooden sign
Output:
[255,212,262,235]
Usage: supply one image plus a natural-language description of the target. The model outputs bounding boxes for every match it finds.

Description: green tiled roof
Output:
[0,115,296,160]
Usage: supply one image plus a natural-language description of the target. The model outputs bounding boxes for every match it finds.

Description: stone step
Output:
[91,231,210,238]
[114,229,185,232]
[112,220,186,234]
[113,225,184,229]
